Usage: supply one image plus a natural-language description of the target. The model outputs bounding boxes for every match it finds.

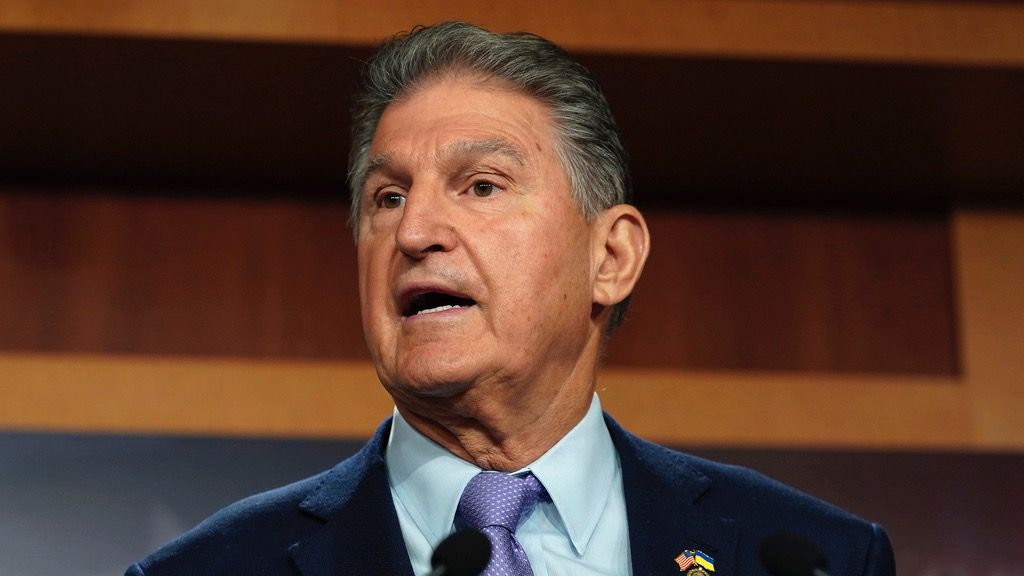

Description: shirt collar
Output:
[385,394,617,556]
[527,395,617,555]
[385,406,480,547]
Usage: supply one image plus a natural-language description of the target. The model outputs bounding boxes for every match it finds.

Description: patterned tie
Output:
[456,472,546,576]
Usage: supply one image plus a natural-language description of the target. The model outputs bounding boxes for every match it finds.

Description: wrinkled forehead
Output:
[366,70,563,170]
[383,68,560,138]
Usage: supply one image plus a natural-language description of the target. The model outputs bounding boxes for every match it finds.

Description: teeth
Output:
[415,304,463,315]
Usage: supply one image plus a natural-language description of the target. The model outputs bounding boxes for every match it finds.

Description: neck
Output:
[393,361,597,472]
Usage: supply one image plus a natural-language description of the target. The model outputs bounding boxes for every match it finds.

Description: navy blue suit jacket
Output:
[127,415,895,576]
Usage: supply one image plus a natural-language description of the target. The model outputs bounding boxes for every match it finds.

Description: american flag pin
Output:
[674,551,695,571]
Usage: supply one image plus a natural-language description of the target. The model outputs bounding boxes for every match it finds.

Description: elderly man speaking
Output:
[128,22,894,576]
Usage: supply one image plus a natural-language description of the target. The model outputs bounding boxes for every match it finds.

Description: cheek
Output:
[505,227,590,310]
[355,248,371,303]
[357,245,388,320]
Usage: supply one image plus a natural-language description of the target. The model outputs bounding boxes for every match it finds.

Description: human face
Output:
[356,76,600,405]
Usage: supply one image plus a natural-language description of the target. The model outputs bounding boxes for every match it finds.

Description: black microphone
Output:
[427,529,491,576]
[760,532,830,576]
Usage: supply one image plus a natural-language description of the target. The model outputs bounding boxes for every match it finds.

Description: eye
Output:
[471,181,500,197]
[378,191,405,209]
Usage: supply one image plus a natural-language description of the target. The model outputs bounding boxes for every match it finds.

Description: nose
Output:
[395,186,457,259]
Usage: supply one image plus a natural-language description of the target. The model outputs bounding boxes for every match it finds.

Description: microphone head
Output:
[431,529,491,576]
[760,532,829,576]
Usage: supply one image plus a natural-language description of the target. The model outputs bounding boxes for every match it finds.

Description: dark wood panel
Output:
[1,32,1022,206]
[0,33,363,191]
[0,192,957,373]
[607,210,958,373]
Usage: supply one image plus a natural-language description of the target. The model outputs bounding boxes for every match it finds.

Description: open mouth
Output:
[402,291,476,317]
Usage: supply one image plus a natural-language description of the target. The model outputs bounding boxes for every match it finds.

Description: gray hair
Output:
[347,21,634,333]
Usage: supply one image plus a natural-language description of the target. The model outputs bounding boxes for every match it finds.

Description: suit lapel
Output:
[289,419,414,576]
[606,415,738,576]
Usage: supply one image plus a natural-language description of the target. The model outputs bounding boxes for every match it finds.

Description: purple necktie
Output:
[457,472,546,576]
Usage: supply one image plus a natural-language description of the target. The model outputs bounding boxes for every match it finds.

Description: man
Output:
[128,22,894,576]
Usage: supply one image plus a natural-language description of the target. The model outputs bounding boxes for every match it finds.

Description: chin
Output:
[385,355,482,399]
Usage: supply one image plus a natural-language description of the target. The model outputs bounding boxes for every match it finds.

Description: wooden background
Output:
[1,0,1023,450]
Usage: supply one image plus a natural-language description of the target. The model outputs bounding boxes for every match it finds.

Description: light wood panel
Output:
[598,369,966,449]
[0,354,391,438]
[0,352,964,448]
[1,0,1023,67]
[957,212,1024,448]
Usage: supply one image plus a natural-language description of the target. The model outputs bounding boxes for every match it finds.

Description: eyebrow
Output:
[362,152,395,182]
[437,138,526,168]
[362,138,526,184]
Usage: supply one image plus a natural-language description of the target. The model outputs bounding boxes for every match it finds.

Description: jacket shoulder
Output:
[127,419,396,576]
[129,470,330,576]
[607,416,895,576]
[691,454,894,575]
[610,415,871,525]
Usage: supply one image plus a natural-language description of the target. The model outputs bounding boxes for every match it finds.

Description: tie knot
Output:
[457,472,546,532]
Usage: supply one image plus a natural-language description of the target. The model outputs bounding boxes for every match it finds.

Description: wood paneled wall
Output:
[2,194,1020,450]
[0,193,957,373]
[608,211,957,373]
[2,0,1024,67]
[0,194,363,358]
[5,33,1021,205]
[1,0,1022,450]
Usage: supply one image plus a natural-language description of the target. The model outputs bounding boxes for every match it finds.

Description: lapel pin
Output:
[674,549,716,574]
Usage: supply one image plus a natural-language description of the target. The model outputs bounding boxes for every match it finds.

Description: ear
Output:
[591,205,650,308]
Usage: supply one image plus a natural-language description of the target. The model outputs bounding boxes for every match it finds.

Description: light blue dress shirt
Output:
[386,395,632,576]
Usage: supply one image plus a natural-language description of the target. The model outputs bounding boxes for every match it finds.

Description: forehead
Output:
[368,75,560,164]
